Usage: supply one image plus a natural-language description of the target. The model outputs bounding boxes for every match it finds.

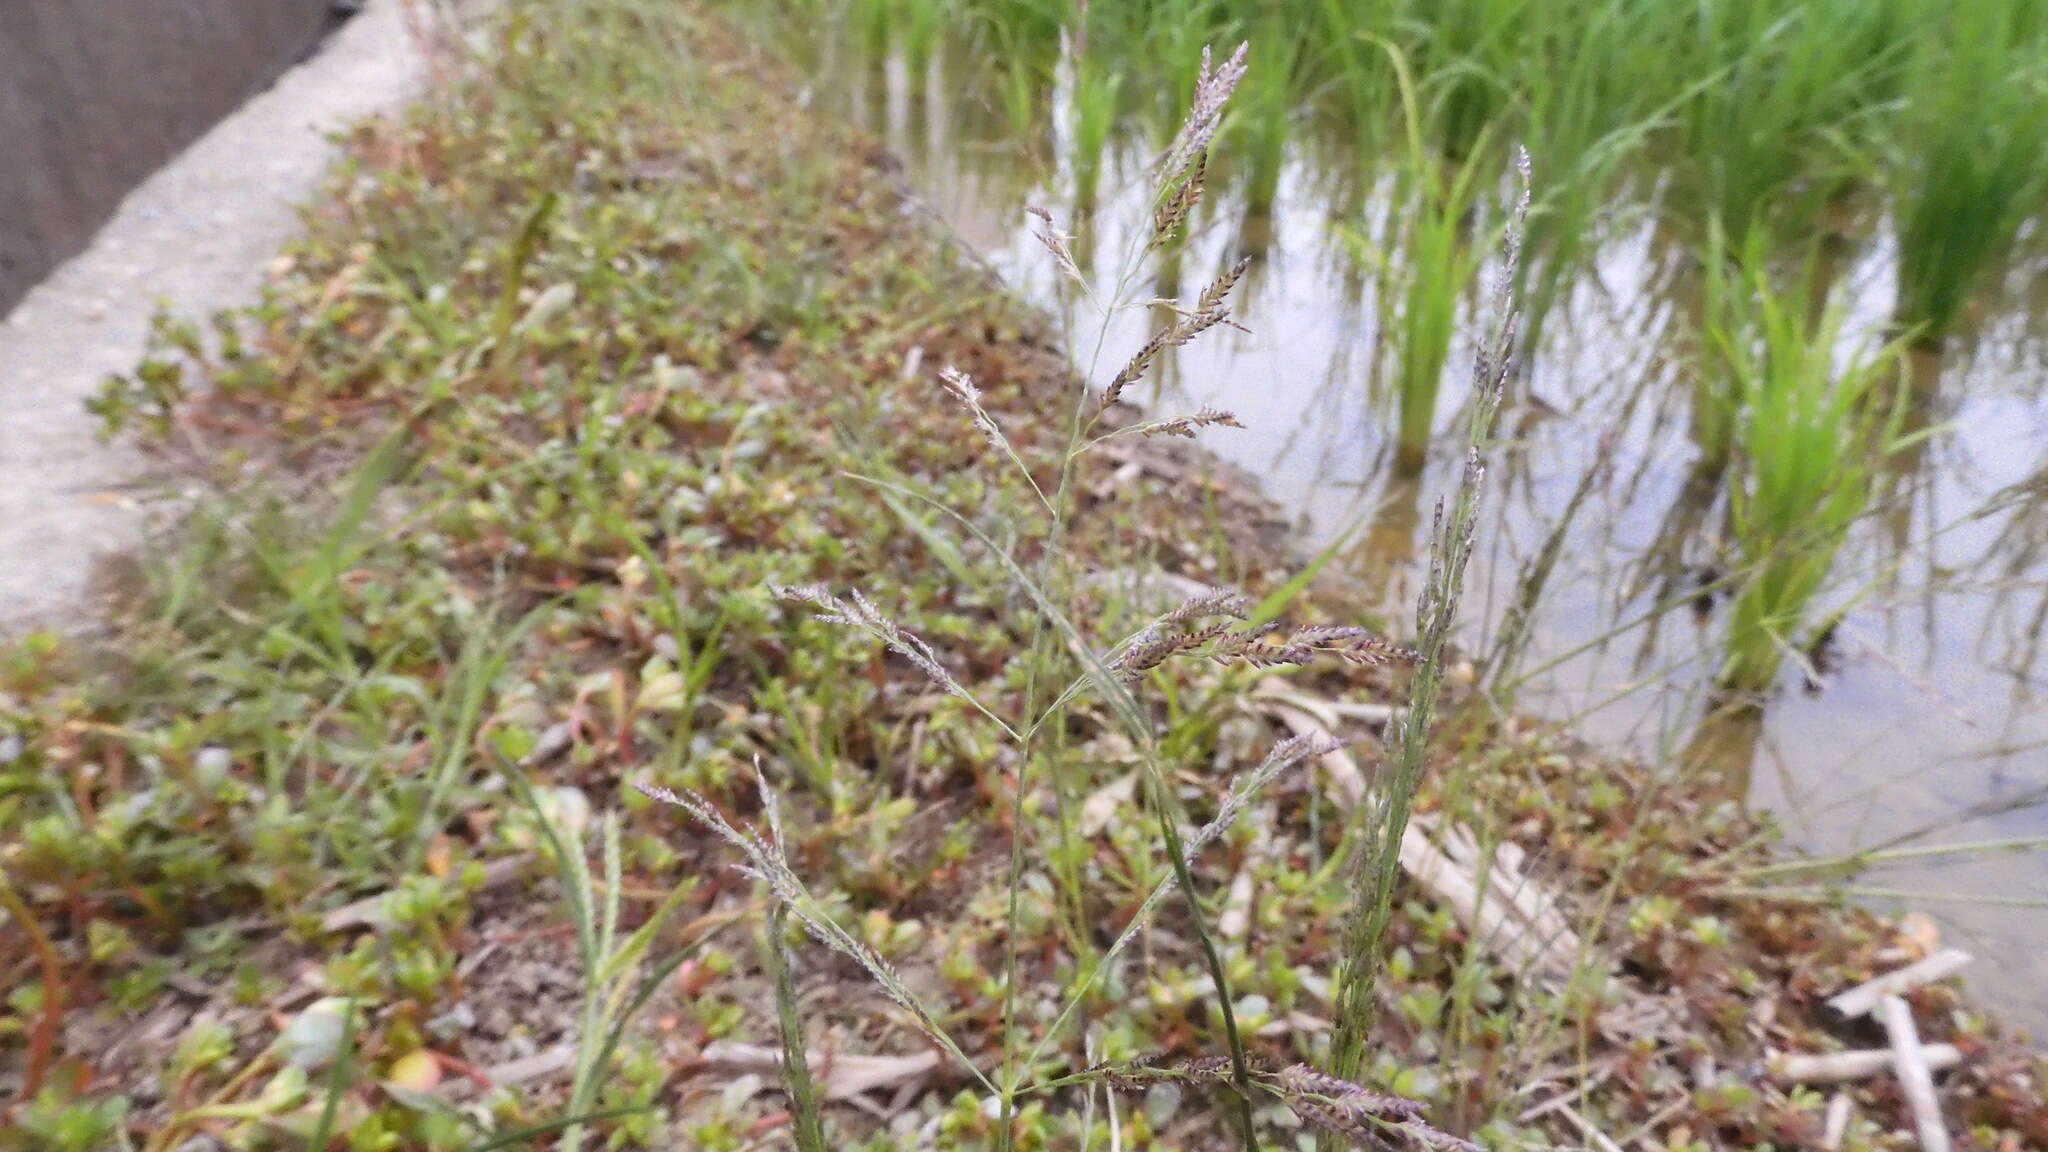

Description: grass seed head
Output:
[1027,205,1088,290]
[1161,42,1249,185]
[937,365,1006,448]
[1152,151,1208,246]
[773,584,970,701]
[635,779,954,1050]
[1194,256,1252,315]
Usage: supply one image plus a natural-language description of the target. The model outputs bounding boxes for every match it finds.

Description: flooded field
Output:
[806,32,2048,1030]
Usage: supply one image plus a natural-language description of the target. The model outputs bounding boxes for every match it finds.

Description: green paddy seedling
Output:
[1707,247,1905,694]
[1889,2,2048,341]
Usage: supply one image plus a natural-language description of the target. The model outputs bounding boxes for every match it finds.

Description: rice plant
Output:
[1354,41,1497,476]
[1888,2,2048,341]
[1706,247,1905,695]
[797,0,2048,325]
[1510,0,1671,345]
[1065,43,1124,212]
[1688,222,1748,473]
[1661,0,1900,250]
[1233,30,1300,216]
[1401,0,1529,163]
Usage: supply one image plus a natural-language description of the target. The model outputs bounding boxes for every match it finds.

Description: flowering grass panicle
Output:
[1109,591,1254,678]
[936,365,1007,448]
[1161,42,1249,183]
[634,776,986,1081]
[1329,148,1531,1086]
[1098,256,1255,409]
[771,583,970,702]
[1131,405,1244,439]
[1193,256,1252,315]
[1275,1062,1479,1152]
[1026,205,1087,291]
[1191,732,1343,858]
[649,37,1497,1152]
[1152,150,1209,246]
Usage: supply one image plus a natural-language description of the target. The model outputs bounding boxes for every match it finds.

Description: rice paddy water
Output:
[765,2,2048,1031]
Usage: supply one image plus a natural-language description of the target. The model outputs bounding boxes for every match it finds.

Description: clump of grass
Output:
[1404,0,1525,163]
[1688,222,1748,473]
[640,41,1496,1150]
[1661,0,1899,250]
[1350,41,1498,476]
[1706,245,1905,695]
[1332,150,1527,1079]
[1511,4,1670,348]
[1066,45,1124,213]
[498,763,705,1152]
[1888,3,2048,342]
[22,0,2048,1146]
[1383,164,1482,475]
[1233,30,1300,216]
[806,0,2048,355]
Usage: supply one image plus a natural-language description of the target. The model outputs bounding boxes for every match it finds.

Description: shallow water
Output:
[812,36,2048,1032]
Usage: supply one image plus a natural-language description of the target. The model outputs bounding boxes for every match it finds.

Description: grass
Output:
[1332,156,1525,1085]
[641,57,1522,1150]
[786,0,2048,358]
[1657,0,1900,250]
[1352,41,1497,477]
[1703,242,1906,695]
[1888,2,2048,341]
[4,1,2048,1150]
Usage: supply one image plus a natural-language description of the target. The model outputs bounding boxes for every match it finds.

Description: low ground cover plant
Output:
[2,3,2044,1150]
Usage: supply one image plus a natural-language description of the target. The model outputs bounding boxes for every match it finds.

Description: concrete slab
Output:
[0,0,439,635]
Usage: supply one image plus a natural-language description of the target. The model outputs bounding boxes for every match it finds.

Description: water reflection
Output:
[1682,695,1768,809]
[810,28,2048,1031]
[1358,470,1425,611]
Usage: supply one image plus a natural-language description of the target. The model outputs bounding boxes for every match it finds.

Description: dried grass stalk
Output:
[636,772,990,1088]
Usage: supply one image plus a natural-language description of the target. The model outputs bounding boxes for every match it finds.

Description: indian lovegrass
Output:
[1330,150,1528,1085]
[641,40,1513,1149]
